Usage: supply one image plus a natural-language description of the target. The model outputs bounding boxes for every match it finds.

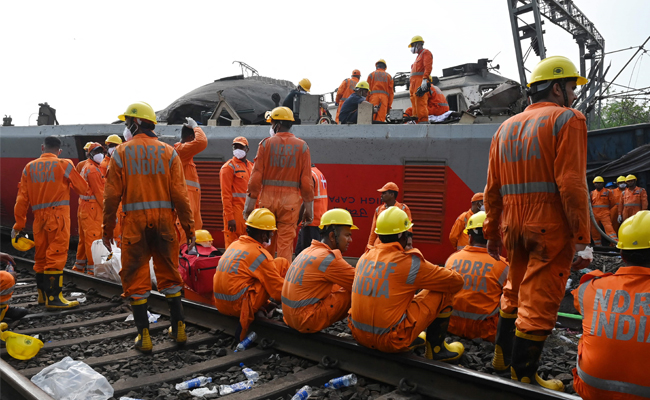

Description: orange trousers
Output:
[409,80,429,123]
[369,94,389,122]
[79,201,102,275]
[259,188,301,261]
[449,314,498,343]
[610,206,620,234]
[75,206,86,269]
[0,271,15,305]
[177,190,202,245]
[223,205,246,249]
[283,284,351,333]
[590,210,617,246]
[33,209,70,273]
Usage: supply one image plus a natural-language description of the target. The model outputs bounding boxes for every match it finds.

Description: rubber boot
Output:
[0,305,28,321]
[132,299,152,353]
[44,271,79,309]
[408,331,427,351]
[492,310,517,372]
[35,273,46,305]
[425,311,464,362]
[510,330,564,392]
[166,293,187,344]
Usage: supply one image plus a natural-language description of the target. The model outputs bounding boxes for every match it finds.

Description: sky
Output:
[1,0,648,125]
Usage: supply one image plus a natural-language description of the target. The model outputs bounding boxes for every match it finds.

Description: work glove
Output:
[420,80,428,91]
[618,215,623,223]
[302,201,314,226]
[184,117,198,129]
[243,196,256,220]
[227,220,237,232]
[10,229,18,239]
[571,244,593,271]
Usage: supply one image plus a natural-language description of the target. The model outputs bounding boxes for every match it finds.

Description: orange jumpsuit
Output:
[335,77,359,123]
[103,155,123,247]
[409,48,433,123]
[220,156,254,249]
[174,126,208,244]
[282,240,355,333]
[589,188,617,246]
[367,202,412,248]
[99,156,109,177]
[445,246,509,342]
[348,242,463,352]
[619,187,648,222]
[367,69,394,122]
[483,102,590,334]
[75,159,89,270]
[449,209,473,251]
[428,85,450,116]
[79,159,105,275]
[308,167,328,228]
[572,268,650,400]
[610,188,624,232]
[247,132,314,261]
[0,271,15,312]
[212,235,289,340]
[103,133,194,300]
[14,153,88,273]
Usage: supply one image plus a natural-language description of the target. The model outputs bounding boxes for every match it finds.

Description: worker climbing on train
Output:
[100,134,123,176]
[13,136,88,309]
[220,136,254,249]
[483,56,592,391]
[282,208,356,333]
[449,193,483,251]
[618,174,648,223]
[367,182,412,248]
[349,207,465,361]
[78,143,107,275]
[404,81,449,121]
[0,253,29,323]
[335,70,361,123]
[367,60,394,123]
[589,176,617,246]
[295,165,328,255]
[408,35,433,124]
[611,175,626,231]
[339,81,370,124]
[282,78,312,123]
[174,117,208,245]
[572,210,650,400]
[444,211,509,342]
[103,102,195,353]
[245,106,314,261]
[213,208,289,341]
[73,141,94,273]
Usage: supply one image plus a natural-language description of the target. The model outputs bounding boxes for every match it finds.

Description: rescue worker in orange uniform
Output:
[79,143,107,275]
[295,165,328,255]
[103,102,195,353]
[174,117,208,245]
[245,107,314,261]
[220,136,254,249]
[213,208,289,340]
[100,134,123,177]
[572,211,650,400]
[449,193,483,251]
[483,56,592,391]
[367,60,394,123]
[367,182,412,248]
[611,176,626,231]
[335,70,361,123]
[589,176,618,246]
[404,82,450,119]
[13,136,88,309]
[282,208,356,333]
[408,35,433,124]
[74,142,94,273]
[618,174,648,223]
[349,207,465,361]
[0,253,29,323]
[444,212,509,342]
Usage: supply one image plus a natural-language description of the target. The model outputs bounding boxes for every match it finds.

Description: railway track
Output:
[1,256,581,400]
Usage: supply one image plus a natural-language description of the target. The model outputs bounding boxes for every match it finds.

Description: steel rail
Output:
[0,359,53,400]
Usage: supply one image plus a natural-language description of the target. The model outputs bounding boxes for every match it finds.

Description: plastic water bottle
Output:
[218,379,254,395]
[291,385,312,400]
[240,363,260,382]
[175,376,212,390]
[324,374,357,389]
[234,331,257,352]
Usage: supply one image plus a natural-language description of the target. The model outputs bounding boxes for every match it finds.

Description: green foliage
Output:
[599,95,650,128]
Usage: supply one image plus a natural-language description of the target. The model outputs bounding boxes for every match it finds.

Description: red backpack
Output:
[179,244,221,296]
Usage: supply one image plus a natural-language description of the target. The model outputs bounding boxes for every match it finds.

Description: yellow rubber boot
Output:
[492,310,517,372]
[166,293,187,345]
[425,311,464,363]
[132,299,152,353]
[510,330,564,392]
[135,328,152,353]
[44,271,79,309]
[35,273,46,305]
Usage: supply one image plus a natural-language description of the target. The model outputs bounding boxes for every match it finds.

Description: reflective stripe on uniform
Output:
[411,72,424,76]
[370,90,390,96]
[248,253,267,273]
[592,205,609,208]
[0,285,15,296]
[214,285,249,302]
[232,193,247,198]
[438,103,449,107]
[169,150,178,169]
[281,296,321,308]
[406,255,420,285]
[80,195,96,201]
[315,195,328,199]
[452,307,499,321]
[349,313,407,335]
[577,282,589,316]
[64,163,73,179]
[498,266,510,286]
[186,180,201,189]
[576,361,650,398]
[262,180,300,188]
[340,97,348,102]
[624,203,641,207]
[32,200,70,211]
[499,182,558,196]
[457,246,464,250]
[129,291,151,300]
[318,254,335,272]
[113,151,123,168]
[161,285,182,295]
[86,264,94,273]
[123,201,173,212]
[228,163,236,171]
[553,109,576,136]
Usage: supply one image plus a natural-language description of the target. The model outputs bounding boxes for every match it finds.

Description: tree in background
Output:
[599,93,650,129]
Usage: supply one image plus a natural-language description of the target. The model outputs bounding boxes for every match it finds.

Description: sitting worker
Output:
[449,193,483,251]
[367,59,394,123]
[73,142,94,273]
[79,143,106,275]
[213,208,290,341]
[572,210,650,400]
[100,134,122,176]
[220,136,253,249]
[192,229,219,257]
[589,176,617,246]
[368,182,412,248]
[0,253,28,323]
[444,212,509,342]
[618,174,648,223]
[295,165,328,256]
[335,70,361,123]
[282,208,356,333]
[611,176,626,231]
[339,81,370,124]
[282,78,312,121]
[349,207,465,361]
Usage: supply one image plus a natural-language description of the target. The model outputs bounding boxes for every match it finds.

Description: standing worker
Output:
[589,176,617,246]
[220,136,253,249]
[408,35,433,124]
[483,56,592,391]
[335,70,361,123]
[245,107,314,261]
[103,102,195,353]
[73,142,94,273]
[404,82,450,120]
[618,174,648,223]
[100,134,123,176]
[449,193,483,251]
[339,81,370,124]
[367,60,394,123]
[610,175,626,231]
[295,165,328,255]
[367,182,411,248]
[79,143,107,275]
[13,136,88,309]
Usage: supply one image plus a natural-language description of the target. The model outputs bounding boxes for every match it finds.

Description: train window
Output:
[447,94,458,112]
[402,161,447,244]
[195,160,225,232]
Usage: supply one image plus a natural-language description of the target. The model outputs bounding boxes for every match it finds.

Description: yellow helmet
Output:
[464,211,487,234]
[83,142,93,151]
[118,101,157,124]
[105,134,123,145]
[245,208,278,231]
[12,235,34,252]
[528,56,588,87]
[319,208,359,230]
[1,330,44,360]
[298,78,311,92]
[355,81,370,90]
[617,176,627,183]
[376,59,387,67]
[195,229,213,243]
[617,211,650,250]
[408,35,424,48]
[593,176,604,183]
[266,106,295,122]
[626,174,637,181]
[375,206,413,235]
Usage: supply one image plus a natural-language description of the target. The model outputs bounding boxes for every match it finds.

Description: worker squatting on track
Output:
[220,136,254,249]
[78,143,107,275]
[367,182,412,249]
[590,176,618,246]
[294,165,328,256]
[449,193,484,251]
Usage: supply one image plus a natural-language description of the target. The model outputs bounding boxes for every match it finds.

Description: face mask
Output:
[619,184,626,189]
[123,126,133,142]
[264,235,272,246]
[233,149,246,159]
[269,125,275,137]
[410,46,417,54]
[93,153,104,163]
[480,205,485,212]
[108,147,116,156]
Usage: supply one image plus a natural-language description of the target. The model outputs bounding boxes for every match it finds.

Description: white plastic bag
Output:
[91,239,157,287]
[31,356,114,400]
